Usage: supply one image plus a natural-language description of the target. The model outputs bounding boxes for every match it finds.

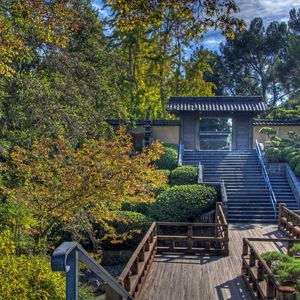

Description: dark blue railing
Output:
[255,140,277,218]
[51,242,133,300]
[178,143,184,166]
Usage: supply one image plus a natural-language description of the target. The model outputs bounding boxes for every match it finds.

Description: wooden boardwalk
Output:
[139,224,287,300]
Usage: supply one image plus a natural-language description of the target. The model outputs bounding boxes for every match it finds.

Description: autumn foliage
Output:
[0,128,166,250]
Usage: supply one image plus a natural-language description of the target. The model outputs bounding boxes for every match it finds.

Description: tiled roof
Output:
[168,96,267,113]
[106,119,181,126]
[253,119,300,126]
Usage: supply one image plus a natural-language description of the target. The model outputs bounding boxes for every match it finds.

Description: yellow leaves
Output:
[0,0,80,77]
[1,128,165,242]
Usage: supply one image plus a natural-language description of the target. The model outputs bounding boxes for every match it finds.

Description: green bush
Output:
[169,166,198,185]
[265,147,282,163]
[163,143,178,151]
[149,184,217,222]
[285,151,299,163]
[102,211,152,250]
[0,230,65,300]
[152,184,170,197]
[282,147,294,162]
[289,155,300,169]
[155,146,178,170]
[153,169,171,181]
[295,163,300,176]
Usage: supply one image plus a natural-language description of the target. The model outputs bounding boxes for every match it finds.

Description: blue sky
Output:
[93,0,300,52]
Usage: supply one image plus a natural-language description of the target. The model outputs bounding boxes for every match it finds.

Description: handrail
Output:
[255,140,277,219]
[118,222,157,295]
[278,203,300,239]
[197,161,204,183]
[117,203,229,298]
[242,237,300,299]
[285,164,300,208]
[51,242,133,300]
[220,179,228,209]
[178,143,184,166]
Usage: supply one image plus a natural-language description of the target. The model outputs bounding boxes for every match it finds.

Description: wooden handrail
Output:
[117,222,157,299]
[278,203,300,239]
[242,237,300,299]
[113,203,229,299]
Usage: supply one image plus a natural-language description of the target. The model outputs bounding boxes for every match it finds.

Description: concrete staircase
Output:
[183,151,298,223]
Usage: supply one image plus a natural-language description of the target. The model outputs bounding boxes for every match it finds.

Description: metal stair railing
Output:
[178,143,184,166]
[255,140,277,219]
[51,241,133,300]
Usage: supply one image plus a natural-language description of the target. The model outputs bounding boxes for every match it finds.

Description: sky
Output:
[93,0,300,52]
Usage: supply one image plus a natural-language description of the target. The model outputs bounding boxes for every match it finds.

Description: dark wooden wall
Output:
[181,112,253,151]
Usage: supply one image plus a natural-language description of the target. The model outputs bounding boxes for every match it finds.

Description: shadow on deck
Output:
[139,224,279,300]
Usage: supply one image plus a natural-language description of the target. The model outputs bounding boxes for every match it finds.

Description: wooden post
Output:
[249,248,255,267]
[105,285,123,300]
[266,276,276,298]
[278,203,284,229]
[188,225,193,251]
[224,225,229,256]
[242,239,248,256]
[257,261,264,281]
[276,286,296,300]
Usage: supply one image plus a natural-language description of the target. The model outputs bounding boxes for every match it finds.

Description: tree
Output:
[0,129,166,251]
[219,18,288,104]
[104,0,244,117]
[0,0,79,77]
[0,1,127,150]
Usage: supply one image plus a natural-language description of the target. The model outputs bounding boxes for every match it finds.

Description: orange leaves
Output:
[0,128,165,241]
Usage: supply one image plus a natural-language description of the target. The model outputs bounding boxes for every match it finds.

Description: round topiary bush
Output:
[294,163,300,177]
[169,166,198,185]
[149,184,217,222]
[153,169,171,181]
[285,151,299,163]
[289,155,300,169]
[155,147,178,170]
[101,211,152,250]
[265,147,282,163]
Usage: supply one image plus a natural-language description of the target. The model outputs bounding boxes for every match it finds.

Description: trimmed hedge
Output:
[102,211,152,250]
[149,184,217,222]
[289,155,300,169]
[153,169,171,181]
[265,147,282,163]
[295,164,300,177]
[169,166,198,185]
[284,151,299,163]
[155,147,178,170]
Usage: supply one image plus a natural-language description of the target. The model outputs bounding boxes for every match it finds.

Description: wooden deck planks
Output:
[139,224,287,300]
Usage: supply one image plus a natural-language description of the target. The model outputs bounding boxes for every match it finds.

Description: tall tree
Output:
[217,18,288,104]
[104,0,244,117]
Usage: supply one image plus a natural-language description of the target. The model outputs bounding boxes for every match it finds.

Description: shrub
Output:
[285,151,299,163]
[152,184,171,197]
[289,155,300,169]
[0,230,65,300]
[295,163,300,177]
[154,169,171,181]
[265,147,282,163]
[281,147,294,162]
[149,184,217,222]
[102,211,152,250]
[155,146,178,170]
[169,166,198,185]
[163,143,178,151]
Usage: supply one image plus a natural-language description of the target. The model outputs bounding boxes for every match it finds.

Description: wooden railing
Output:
[110,222,157,300]
[278,203,300,239]
[242,237,300,300]
[109,202,228,300]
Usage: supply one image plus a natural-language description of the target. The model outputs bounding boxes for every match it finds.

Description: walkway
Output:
[139,224,287,300]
